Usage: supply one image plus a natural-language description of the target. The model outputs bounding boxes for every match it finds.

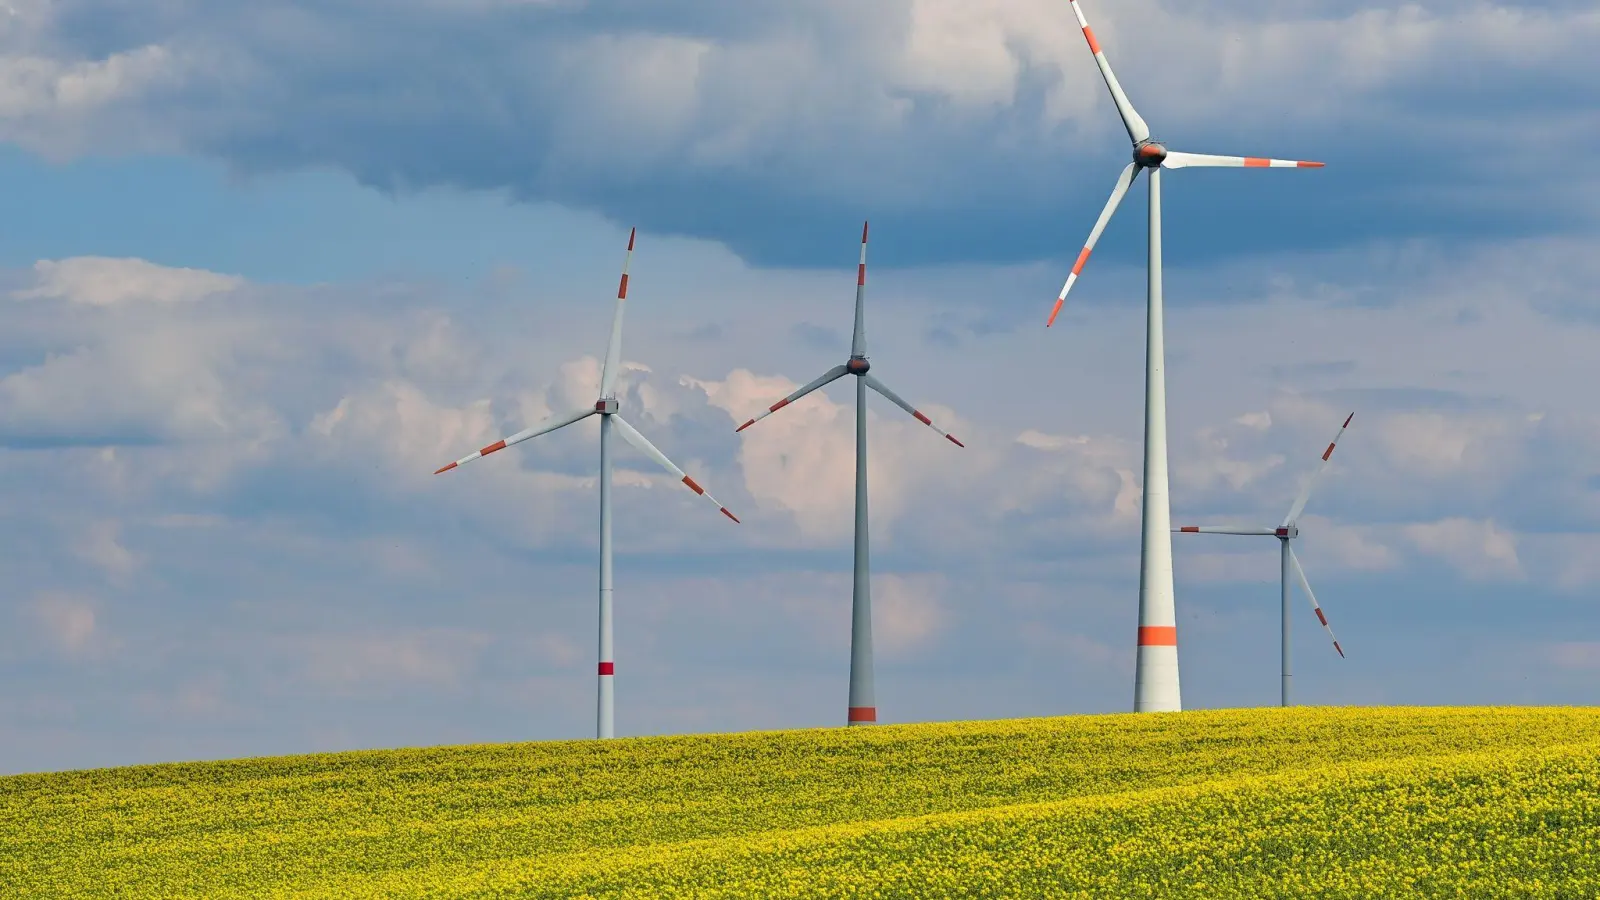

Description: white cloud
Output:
[4,223,1600,770]
[73,520,140,581]
[1,1,1594,261]
[1403,517,1523,580]
[0,46,180,155]
[15,257,241,305]
[0,316,287,447]
[295,629,492,689]
[694,368,860,540]
[311,380,498,475]
[874,573,948,658]
[1235,411,1272,431]
[1373,411,1529,476]
[1300,518,1401,574]
[1179,421,1286,494]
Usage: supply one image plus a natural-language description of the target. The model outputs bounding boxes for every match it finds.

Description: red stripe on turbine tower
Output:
[1138,626,1178,646]
[598,662,614,675]
[848,707,877,723]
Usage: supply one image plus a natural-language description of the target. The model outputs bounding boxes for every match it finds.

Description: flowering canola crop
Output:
[3,706,1597,898]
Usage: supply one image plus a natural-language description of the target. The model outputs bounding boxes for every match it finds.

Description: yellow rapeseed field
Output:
[3,706,1597,898]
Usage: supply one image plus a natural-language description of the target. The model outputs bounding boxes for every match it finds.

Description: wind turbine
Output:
[735,222,963,727]
[433,228,740,740]
[1045,0,1326,712]
[1174,413,1353,706]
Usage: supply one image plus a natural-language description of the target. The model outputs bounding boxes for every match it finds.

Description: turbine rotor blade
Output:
[434,406,598,474]
[852,221,869,358]
[734,365,849,433]
[1172,526,1278,536]
[612,415,740,523]
[1067,0,1150,143]
[1289,546,1343,658]
[1047,163,1139,327]
[1162,152,1325,170]
[599,227,637,400]
[1284,412,1355,527]
[863,375,965,447]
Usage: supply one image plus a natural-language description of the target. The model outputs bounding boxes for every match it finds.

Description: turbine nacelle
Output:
[1134,140,1168,168]
[846,357,871,375]
[1275,525,1299,539]
[594,398,618,415]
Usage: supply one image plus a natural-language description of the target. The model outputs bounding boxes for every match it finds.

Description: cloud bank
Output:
[2,0,1596,264]
[2,223,1598,773]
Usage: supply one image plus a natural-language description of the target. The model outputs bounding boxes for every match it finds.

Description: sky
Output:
[2,0,1598,775]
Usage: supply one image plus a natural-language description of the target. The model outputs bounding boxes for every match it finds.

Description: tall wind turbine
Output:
[433,228,740,740]
[1174,413,1353,707]
[735,222,963,727]
[1045,0,1326,712]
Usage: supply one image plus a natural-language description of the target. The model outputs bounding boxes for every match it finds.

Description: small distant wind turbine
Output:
[433,228,740,740]
[1174,413,1354,707]
[735,222,963,727]
[1045,0,1327,713]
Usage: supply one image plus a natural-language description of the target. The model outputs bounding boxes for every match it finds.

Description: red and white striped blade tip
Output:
[433,462,457,475]
[1334,641,1345,658]
[946,434,965,447]
[1239,157,1324,168]
[721,507,741,523]
[627,227,636,250]
[861,220,869,243]
[1046,298,1064,327]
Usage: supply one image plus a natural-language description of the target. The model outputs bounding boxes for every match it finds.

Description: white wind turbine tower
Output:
[1174,413,1353,707]
[1046,0,1326,712]
[735,222,963,727]
[433,228,740,740]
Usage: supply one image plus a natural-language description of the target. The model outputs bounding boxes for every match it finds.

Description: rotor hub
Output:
[1134,141,1167,168]
[846,357,871,375]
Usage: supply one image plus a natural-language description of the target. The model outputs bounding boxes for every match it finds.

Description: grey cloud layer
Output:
[4,0,1596,265]
[1,226,1597,773]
